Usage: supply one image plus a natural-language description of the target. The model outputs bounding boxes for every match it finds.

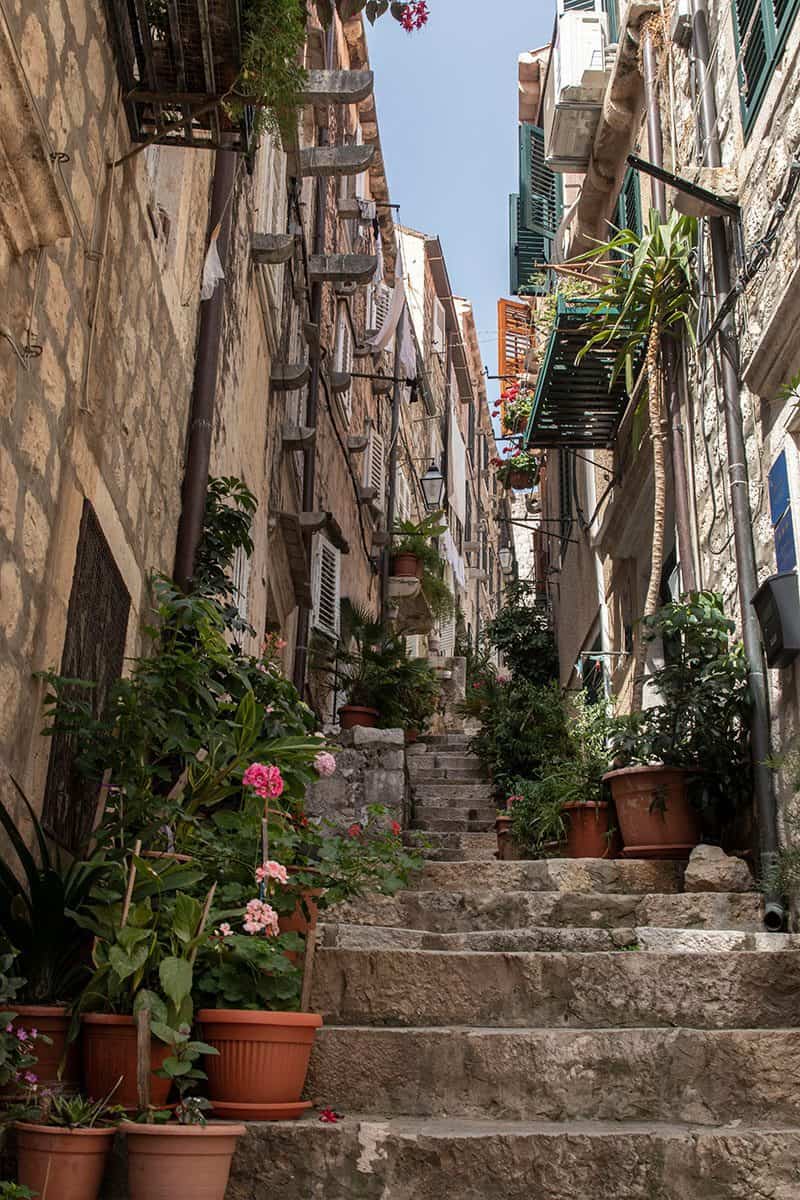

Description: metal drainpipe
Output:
[690,0,783,929]
[382,305,407,616]
[642,29,698,592]
[174,149,237,591]
[584,450,611,697]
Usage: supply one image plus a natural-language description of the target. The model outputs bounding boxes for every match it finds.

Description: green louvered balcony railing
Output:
[524,296,642,449]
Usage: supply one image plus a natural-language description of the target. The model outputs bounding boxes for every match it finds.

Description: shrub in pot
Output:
[390,512,446,579]
[606,592,750,857]
[13,1088,123,1200]
[0,953,53,1101]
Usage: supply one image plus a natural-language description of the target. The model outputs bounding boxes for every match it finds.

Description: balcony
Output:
[524,296,641,450]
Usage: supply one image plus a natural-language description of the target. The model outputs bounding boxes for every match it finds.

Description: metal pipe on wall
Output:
[174,149,237,591]
[642,28,698,593]
[690,0,783,928]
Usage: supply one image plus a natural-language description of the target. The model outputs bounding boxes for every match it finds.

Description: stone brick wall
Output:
[306,726,407,830]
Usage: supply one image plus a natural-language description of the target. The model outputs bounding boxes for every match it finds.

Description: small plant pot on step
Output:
[2,1005,81,1096]
[15,1122,115,1200]
[81,1014,171,1109]
[563,801,617,859]
[390,553,422,579]
[197,1009,323,1121]
[603,765,700,859]
[121,1121,246,1200]
[339,705,379,729]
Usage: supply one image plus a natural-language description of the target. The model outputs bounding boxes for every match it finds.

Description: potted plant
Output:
[0,953,53,1099]
[323,603,413,729]
[604,592,750,857]
[0,786,109,1091]
[500,384,533,434]
[13,1088,123,1200]
[492,448,541,491]
[390,511,447,579]
[120,1029,244,1200]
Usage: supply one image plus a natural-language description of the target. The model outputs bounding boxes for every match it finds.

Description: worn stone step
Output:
[414,858,688,894]
[307,1025,800,1125]
[311,948,800,1028]
[319,923,795,953]
[412,781,494,801]
[228,1116,800,1200]
[410,791,496,811]
[419,733,470,747]
[411,815,495,834]
[404,831,497,861]
[326,888,766,933]
[407,764,486,783]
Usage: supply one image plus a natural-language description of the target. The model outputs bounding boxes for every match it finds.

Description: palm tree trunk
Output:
[631,323,666,709]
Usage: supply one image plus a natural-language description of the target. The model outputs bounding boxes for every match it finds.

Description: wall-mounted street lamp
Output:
[499,546,513,574]
[420,461,445,511]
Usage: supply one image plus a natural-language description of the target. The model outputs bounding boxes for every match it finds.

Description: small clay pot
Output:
[339,705,379,729]
[391,553,421,579]
[508,470,533,490]
[16,1122,115,1200]
[121,1121,245,1200]
[81,1014,171,1110]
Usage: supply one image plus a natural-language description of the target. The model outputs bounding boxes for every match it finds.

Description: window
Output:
[231,545,251,626]
[333,302,354,419]
[311,533,341,640]
[733,0,800,134]
[364,428,386,512]
[510,124,563,296]
[366,282,392,338]
[432,298,447,356]
[42,502,131,852]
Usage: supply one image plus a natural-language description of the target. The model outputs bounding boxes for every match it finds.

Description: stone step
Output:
[411,781,494,801]
[228,1116,800,1199]
[414,857,688,894]
[326,888,766,933]
[404,831,497,861]
[407,764,486,783]
[311,948,800,1028]
[319,923,796,953]
[411,815,495,834]
[419,733,470,747]
[307,1025,800,1125]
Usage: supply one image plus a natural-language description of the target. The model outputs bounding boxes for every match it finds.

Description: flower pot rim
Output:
[81,1012,135,1026]
[562,800,610,811]
[196,1009,323,1028]
[603,764,686,781]
[119,1120,246,1137]
[339,704,379,715]
[10,1003,70,1016]
[14,1121,117,1139]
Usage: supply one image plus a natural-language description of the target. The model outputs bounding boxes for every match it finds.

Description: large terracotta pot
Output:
[391,552,422,579]
[15,1122,115,1200]
[508,469,533,490]
[197,1009,322,1120]
[81,1014,171,1109]
[563,801,617,859]
[603,765,700,859]
[4,1005,81,1093]
[339,704,379,729]
[121,1121,245,1200]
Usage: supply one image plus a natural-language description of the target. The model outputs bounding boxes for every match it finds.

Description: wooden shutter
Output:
[311,533,341,640]
[231,545,251,625]
[395,468,412,521]
[519,124,563,243]
[42,502,130,852]
[334,302,354,419]
[367,282,392,337]
[432,297,446,354]
[733,0,800,132]
[497,298,533,381]
[364,429,386,510]
[616,167,642,236]
[509,194,550,296]
[438,613,456,658]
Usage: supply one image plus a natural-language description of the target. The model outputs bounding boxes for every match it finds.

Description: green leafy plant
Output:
[391,511,447,561]
[152,1022,218,1124]
[492,447,540,489]
[0,781,108,1004]
[482,581,557,686]
[576,210,697,704]
[466,679,571,800]
[14,1087,124,1129]
[0,952,51,1090]
[0,1184,36,1199]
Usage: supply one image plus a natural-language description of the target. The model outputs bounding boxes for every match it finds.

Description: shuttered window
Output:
[733,0,800,134]
[311,533,341,640]
[366,282,392,337]
[519,124,563,239]
[364,428,386,511]
[334,302,354,420]
[615,167,642,236]
[42,502,130,852]
[497,298,533,381]
[432,297,447,355]
[509,195,549,296]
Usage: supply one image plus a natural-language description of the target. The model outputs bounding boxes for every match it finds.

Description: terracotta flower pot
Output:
[81,1014,171,1109]
[4,1005,81,1093]
[507,469,533,490]
[121,1121,245,1200]
[603,765,700,859]
[197,1009,322,1120]
[339,704,379,729]
[405,727,419,744]
[391,552,421,579]
[15,1122,115,1200]
[279,884,325,964]
[563,801,617,859]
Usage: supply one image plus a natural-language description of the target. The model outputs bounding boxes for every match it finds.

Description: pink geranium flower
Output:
[255,860,288,885]
[243,898,280,936]
[242,762,284,799]
[314,751,336,778]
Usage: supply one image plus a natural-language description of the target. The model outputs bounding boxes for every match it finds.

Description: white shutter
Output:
[364,429,386,511]
[334,302,354,420]
[311,534,341,640]
[395,468,412,521]
[432,298,446,355]
[438,613,456,658]
[366,282,393,338]
[231,546,251,624]
[405,635,424,658]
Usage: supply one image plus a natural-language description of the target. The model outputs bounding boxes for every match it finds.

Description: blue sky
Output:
[366,1,553,404]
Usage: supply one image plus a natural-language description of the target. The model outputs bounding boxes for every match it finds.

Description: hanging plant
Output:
[491,447,540,490]
[316,0,430,29]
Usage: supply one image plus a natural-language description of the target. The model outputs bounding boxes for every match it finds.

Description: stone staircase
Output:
[228,732,800,1199]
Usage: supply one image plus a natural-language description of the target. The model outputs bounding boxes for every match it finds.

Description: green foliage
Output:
[576,209,698,390]
[0,951,49,1089]
[611,592,751,822]
[195,930,302,1012]
[508,777,567,852]
[392,511,447,560]
[234,0,308,144]
[15,1088,125,1129]
[0,1185,36,1199]
[0,781,108,1004]
[483,580,558,686]
[467,679,571,800]
[192,477,256,637]
[153,1021,218,1111]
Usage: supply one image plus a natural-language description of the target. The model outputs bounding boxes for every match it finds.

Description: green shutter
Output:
[519,123,563,236]
[616,167,642,236]
[602,0,619,41]
[562,0,596,9]
[509,194,550,296]
[733,0,800,134]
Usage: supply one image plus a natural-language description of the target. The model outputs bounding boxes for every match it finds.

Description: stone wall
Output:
[306,727,407,829]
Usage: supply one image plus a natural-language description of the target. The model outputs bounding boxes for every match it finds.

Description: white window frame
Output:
[364,429,386,512]
[432,297,447,356]
[311,533,341,641]
[333,301,355,421]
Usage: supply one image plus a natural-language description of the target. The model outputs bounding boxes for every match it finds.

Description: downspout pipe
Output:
[690,0,783,930]
[382,305,407,616]
[174,149,236,591]
[642,28,698,593]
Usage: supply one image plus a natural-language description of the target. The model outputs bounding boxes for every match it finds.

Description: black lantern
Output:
[420,461,445,511]
[499,546,513,574]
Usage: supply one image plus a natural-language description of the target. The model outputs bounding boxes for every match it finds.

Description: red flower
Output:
[400,0,428,31]
[319,1107,342,1123]
[390,821,401,837]
[347,823,362,839]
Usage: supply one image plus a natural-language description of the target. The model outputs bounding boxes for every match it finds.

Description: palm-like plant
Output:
[576,209,697,704]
